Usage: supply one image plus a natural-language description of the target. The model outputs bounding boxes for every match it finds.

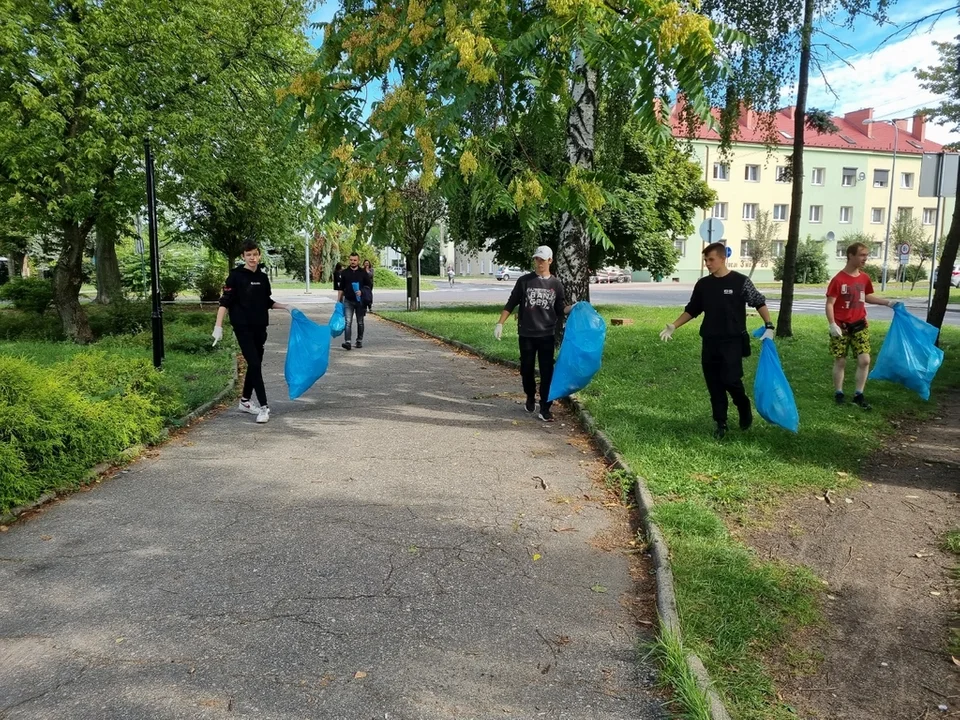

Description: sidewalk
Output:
[0,308,664,720]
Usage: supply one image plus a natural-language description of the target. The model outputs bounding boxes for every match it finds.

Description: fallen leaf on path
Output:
[354,671,367,679]
[836,472,848,479]
[0,526,8,533]
[40,535,52,541]
[532,553,542,561]
[905,495,920,499]
[591,584,608,593]
[914,552,932,558]
[931,591,942,596]
[952,656,960,667]
[844,498,853,504]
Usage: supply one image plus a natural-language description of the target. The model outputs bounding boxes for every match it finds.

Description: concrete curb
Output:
[0,356,239,526]
[374,313,732,720]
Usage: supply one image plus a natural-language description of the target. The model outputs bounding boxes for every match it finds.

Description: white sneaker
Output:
[239,399,259,415]
[256,406,270,424]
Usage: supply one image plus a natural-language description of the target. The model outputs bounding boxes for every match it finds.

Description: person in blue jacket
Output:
[211,240,289,424]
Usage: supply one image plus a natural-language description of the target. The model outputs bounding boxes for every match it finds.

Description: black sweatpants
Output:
[519,335,555,411]
[235,325,268,407]
[701,338,751,425]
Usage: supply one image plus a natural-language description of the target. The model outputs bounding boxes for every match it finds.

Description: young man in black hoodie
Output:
[337,252,373,350]
[495,246,570,422]
[660,242,775,439]
[212,241,289,424]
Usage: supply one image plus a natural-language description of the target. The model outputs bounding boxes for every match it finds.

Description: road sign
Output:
[698,218,724,243]
[919,152,959,198]
[725,246,732,258]
[898,243,910,256]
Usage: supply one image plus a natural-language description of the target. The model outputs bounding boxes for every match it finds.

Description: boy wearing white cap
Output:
[494,245,570,422]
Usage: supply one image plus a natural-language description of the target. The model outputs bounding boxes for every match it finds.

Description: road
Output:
[276,280,960,327]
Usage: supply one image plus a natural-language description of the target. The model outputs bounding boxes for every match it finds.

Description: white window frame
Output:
[740,240,752,258]
[773,204,789,222]
[713,163,729,181]
[674,239,686,256]
[871,207,884,224]
[839,206,852,224]
[775,166,790,183]
[836,243,848,259]
[897,207,913,221]
[873,169,889,188]
[811,167,825,185]
[773,240,785,258]
[922,208,936,225]
[742,203,758,221]
[900,172,914,189]
[713,202,728,220]
[869,243,882,259]
[841,167,856,187]
[809,205,823,223]
[744,164,760,182]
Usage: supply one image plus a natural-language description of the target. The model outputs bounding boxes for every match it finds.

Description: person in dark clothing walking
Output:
[660,242,775,439]
[495,246,571,422]
[337,252,373,350]
[332,262,343,292]
[212,240,290,424]
[361,259,374,311]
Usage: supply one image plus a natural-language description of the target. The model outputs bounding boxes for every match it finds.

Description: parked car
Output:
[932,264,960,288]
[603,267,631,283]
[496,266,524,281]
[393,266,406,276]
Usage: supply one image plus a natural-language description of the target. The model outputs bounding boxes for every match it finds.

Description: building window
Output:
[809,205,823,223]
[773,240,785,258]
[740,240,752,258]
[901,172,914,189]
[713,202,727,220]
[923,208,937,225]
[742,203,758,220]
[713,163,729,180]
[869,243,882,258]
[873,169,889,188]
[744,164,760,182]
[839,206,852,223]
[842,167,857,187]
[871,207,884,224]
[897,207,913,221]
[812,167,825,185]
[836,243,848,259]
[674,239,686,256]
[773,204,789,221]
[775,166,790,183]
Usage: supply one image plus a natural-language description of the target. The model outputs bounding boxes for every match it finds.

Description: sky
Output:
[306,1,960,144]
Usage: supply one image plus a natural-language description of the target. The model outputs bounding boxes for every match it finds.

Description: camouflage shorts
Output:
[829,326,871,359]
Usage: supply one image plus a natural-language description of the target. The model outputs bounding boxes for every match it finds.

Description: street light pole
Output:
[864,118,905,291]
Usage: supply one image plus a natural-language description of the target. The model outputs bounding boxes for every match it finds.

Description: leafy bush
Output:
[373,267,405,288]
[0,277,54,313]
[863,264,882,282]
[0,310,64,341]
[167,328,216,354]
[87,301,152,338]
[902,264,928,284]
[168,310,215,327]
[194,258,227,301]
[0,353,167,513]
[773,237,829,284]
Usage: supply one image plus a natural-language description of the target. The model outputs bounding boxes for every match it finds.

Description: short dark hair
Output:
[703,242,726,258]
[846,242,869,258]
[349,252,360,259]
[241,240,260,254]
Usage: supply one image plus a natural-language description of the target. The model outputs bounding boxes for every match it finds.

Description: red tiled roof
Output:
[670,105,945,154]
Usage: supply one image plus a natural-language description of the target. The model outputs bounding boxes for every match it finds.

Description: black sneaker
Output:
[538,409,554,423]
[524,397,537,414]
[852,393,872,411]
[713,422,727,440]
[355,340,363,349]
[739,412,753,431]
[341,342,351,351]
[835,391,845,405]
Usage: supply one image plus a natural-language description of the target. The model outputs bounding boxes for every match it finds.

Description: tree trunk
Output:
[777,0,814,339]
[405,250,421,311]
[94,215,123,304]
[10,250,25,278]
[557,47,595,310]
[927,176,960,331]
[54,221,94,343]
[748,259,758,278]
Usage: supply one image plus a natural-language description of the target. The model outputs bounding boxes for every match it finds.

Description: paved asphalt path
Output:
[0,308,664,720]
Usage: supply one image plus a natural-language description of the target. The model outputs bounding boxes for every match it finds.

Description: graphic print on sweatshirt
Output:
[526,286,556,310]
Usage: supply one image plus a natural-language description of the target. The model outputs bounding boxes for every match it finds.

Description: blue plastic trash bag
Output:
[547,302,607,402]
[285,309,331,400]
[869,303,944,400]
[329,301,345,337]
[752,334,799,433]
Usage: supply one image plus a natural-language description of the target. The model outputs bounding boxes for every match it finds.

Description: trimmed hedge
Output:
[0,351,170,512]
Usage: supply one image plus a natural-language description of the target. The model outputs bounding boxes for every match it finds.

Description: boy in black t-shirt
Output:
[660,242,775,439]
[212,240,290,424]
[495,246,571,422]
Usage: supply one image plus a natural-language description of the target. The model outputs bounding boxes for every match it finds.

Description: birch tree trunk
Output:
[557,47,595,309]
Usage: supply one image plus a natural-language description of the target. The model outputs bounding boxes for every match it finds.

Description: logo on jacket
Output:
[723,289,733,295]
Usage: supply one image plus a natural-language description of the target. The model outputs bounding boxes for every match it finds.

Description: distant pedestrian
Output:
[332,262,343,292]
[447,266,455,287]
[362,259,374,311]
[659,242,775,440]
[338,252,373,350]
[212,240,290,424]
[494,246,570,422]
[826,242,901,410]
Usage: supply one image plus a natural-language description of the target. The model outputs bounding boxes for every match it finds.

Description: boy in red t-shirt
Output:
[825,242,901,409]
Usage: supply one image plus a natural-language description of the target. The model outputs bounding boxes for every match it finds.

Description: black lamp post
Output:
[145,137,164,368]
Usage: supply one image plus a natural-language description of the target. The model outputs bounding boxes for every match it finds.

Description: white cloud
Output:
[783,15,960,145]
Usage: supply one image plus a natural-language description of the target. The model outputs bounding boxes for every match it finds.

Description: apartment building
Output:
[668,107,954,283]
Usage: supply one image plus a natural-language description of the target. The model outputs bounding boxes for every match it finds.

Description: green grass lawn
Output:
[379,304,960,719]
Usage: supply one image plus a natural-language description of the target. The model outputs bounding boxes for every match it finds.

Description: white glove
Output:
[212,326,223,346]
[829,323,842,338]
[659,323,675,342]
[494,323,503,341]
[761,328,775,341]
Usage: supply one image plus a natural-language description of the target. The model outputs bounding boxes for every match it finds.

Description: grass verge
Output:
[379,304,960,718]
